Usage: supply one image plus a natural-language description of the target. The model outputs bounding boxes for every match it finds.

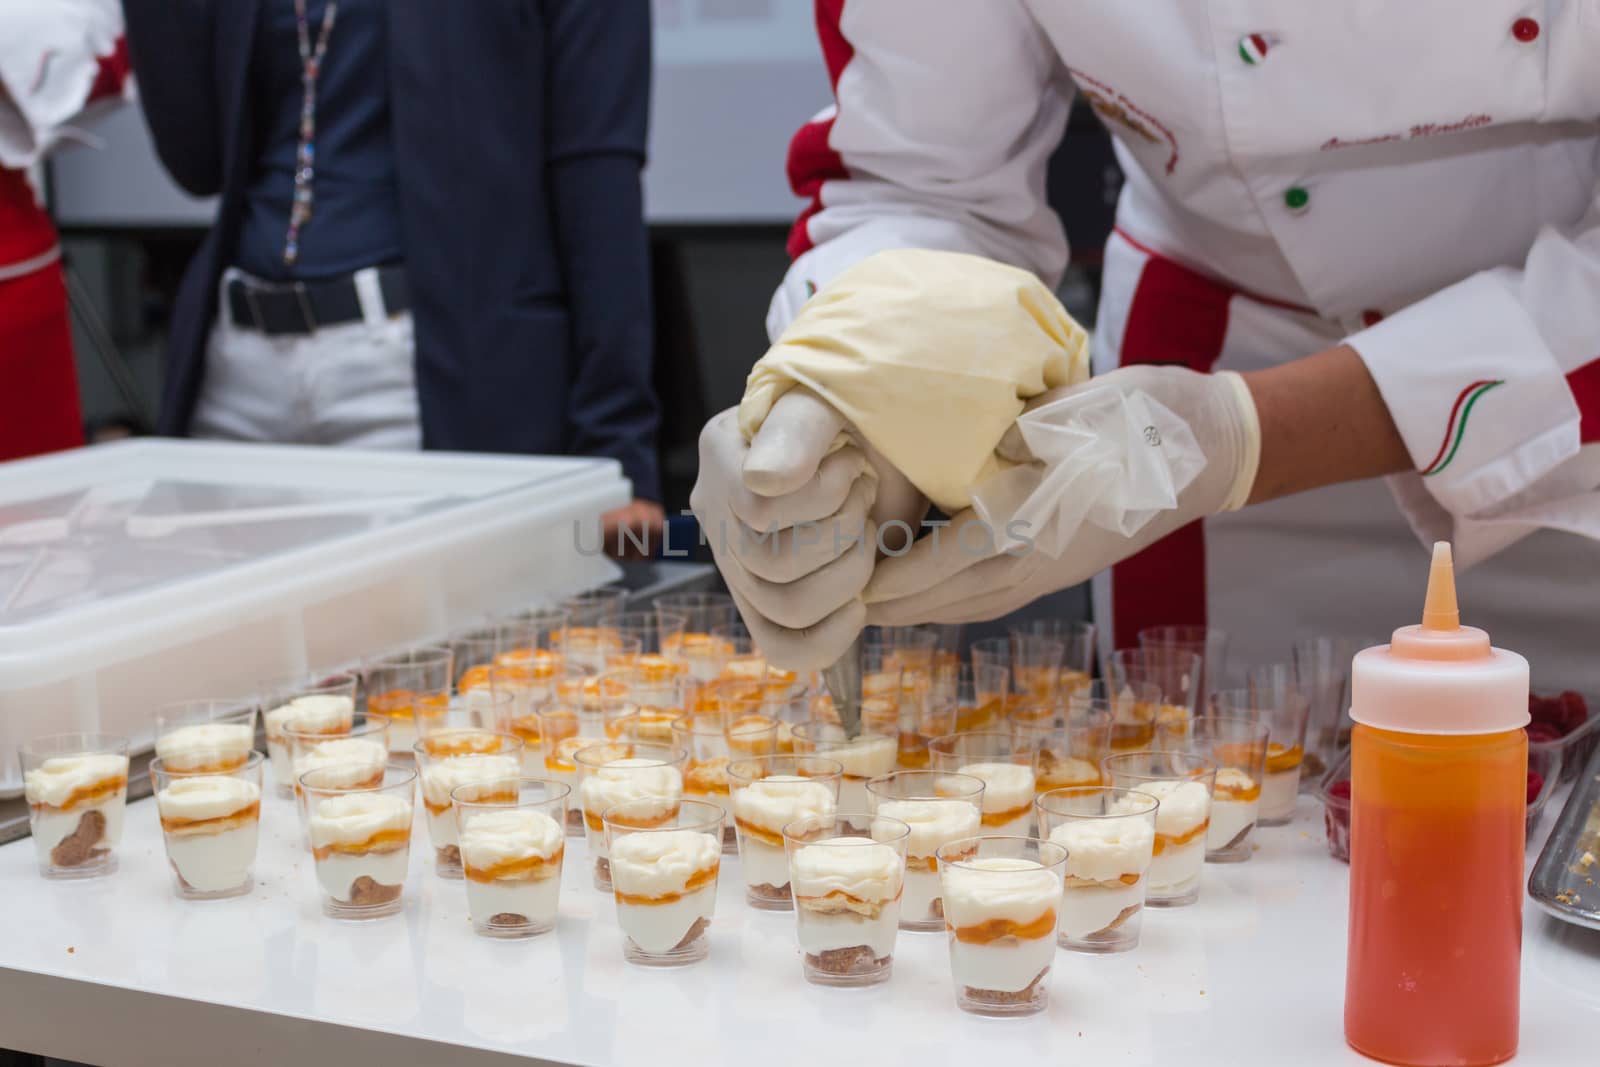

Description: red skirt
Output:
[0,261,85,460]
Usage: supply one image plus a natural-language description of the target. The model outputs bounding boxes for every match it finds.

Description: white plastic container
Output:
[0,440,629,793]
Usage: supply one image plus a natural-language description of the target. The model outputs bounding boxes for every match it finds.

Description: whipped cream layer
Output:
[460,808,564,872]
[873,798,980,860]
[941,858,1060,929]
[157,775,260,825]
[1118,779,1209,837]
[609,829,720,899]
[580,759,684,822]
[307,792,412,849]
[24,754,128,809]
[420,754,521,810]
[156,724,255,770]
[293,738,387,789]
[733,775,835,838]
[264,694,353,736]
[791,838,902,906]
[823,735,898,779]
[1050,817,1154,883]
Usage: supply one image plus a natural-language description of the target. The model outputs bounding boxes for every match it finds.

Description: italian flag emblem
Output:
[1239,34,1270,65]
[1421,379,1504,477]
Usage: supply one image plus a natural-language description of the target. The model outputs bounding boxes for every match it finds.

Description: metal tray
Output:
[1529,727,1600,930]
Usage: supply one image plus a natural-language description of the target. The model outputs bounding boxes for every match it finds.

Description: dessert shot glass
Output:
[1106,651,1202,741]
[1010,619,1097,700]
[1213,678,1311,826]
[453,777,570,939]
[300,763,417,920]
[413,732,525,877]
[896,694,959,771]
[1291,635,1372,785]
[791,720,900,824]
[155,699,260,774]
[1010,700,1112,796]
[151,750,265,900]
[1175,715,1269,862]
[1137,624,1229,699]
[1102,751,1217,906]
[1007,634,1067,705]
[708,619,766,687]
[865,770,984,931]
[496,605,570,665]
[364,646,453,756]
[945,662,1011,733]
[1036,786,1159,953]
[21,732,131,879]
[604,798,725,966]
[672,709,777,851]
[576,742,688,890]
[727,755,843,910]
[262,673,358,795]
[561,585,629,628]
[937,835,1068,1018]
[654,592,738,679]
[784,812,911,987]
[451,624,506,692]
[611,609,688,660]
[537,702,602,834]
[286,711,391,797]
[928,731,1041,835]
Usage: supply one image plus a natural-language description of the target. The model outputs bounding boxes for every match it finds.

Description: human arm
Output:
[121,0,222,197]
[543,0,661,506]
[0,0,128,169]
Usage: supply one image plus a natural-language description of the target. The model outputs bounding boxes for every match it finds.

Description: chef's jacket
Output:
[769,1,1600,687]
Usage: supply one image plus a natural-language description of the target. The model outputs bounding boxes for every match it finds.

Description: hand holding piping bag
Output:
[690,387,926,672]
[864,364,1260,625]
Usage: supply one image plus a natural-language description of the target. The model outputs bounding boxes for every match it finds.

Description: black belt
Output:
[225,265,411,337]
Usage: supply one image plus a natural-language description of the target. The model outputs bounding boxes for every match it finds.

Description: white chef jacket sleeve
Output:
[1347,195,1600,569]
[769,0,1072,340]
[0,0,127,170]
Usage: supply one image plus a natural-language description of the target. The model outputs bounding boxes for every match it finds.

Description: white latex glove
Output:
[691,389,926,670]
[863,366,1260,624]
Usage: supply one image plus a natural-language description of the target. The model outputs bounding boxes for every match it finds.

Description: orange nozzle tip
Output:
[1421,541,1459,631]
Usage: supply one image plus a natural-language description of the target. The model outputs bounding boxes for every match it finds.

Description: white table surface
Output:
[2,789,1596,1067]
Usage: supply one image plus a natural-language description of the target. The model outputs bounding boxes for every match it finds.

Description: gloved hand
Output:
[863,365,1260,624]
[690,388,926,670]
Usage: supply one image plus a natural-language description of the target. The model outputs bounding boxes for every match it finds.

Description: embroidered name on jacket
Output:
[1322,114,1492,152]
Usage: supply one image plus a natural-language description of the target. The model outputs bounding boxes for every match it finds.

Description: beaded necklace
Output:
[282,0,339,266]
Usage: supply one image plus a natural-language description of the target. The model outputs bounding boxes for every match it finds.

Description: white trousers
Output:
[191,268,423,450]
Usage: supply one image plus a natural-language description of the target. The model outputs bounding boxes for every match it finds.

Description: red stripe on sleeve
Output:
[1109,246,1233,650]
[785,0,854,260]
[88,37,130,104]
[1568,356,1600,445]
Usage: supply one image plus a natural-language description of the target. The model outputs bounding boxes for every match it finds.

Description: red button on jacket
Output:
[1512,17,1540,43]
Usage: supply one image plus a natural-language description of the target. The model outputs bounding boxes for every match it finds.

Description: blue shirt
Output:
[234,0,403,281]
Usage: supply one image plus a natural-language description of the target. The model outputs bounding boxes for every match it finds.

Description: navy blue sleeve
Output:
[542,0,661,503]
[121,0,224,197]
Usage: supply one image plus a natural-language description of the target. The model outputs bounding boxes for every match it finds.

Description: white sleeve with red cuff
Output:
[1348,197,1600,570]
[0,0,127,169]
[768,0,1073,340]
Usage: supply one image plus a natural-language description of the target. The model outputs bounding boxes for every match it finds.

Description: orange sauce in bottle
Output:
[1345,725,1524,1066]
[1343,543,1528,1067]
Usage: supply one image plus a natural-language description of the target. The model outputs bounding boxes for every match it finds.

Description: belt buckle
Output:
[241,284,266,332]
[293,282,318,335]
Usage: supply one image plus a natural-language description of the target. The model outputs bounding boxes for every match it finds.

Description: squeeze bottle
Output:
[1344,542,1528,1066]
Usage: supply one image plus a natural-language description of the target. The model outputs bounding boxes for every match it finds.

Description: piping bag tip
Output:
[821,635,865,739]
